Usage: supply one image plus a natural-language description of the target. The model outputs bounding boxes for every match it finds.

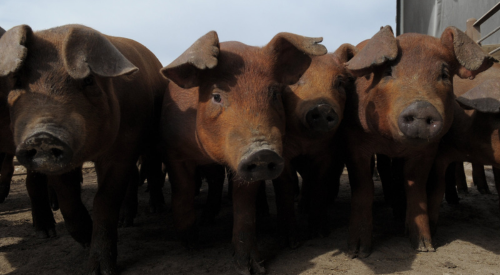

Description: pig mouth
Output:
[16,132,74,174]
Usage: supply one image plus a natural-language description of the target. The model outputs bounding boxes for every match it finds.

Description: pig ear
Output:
[161,31,219,89]
[333,43,357,64]
[345,26,398,77]
[0,27,5,37]
[63,26,138,79]
[441,26,495,79]
[264,32,327,85]
[456,78,500,113]
[0,25,32,77]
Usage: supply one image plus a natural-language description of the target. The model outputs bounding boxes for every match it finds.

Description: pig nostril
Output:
[326,116,334,122]
[426,118,433,125]
[51,148,63,158]
[26,149,37,159]
[268,163,276,171]
[247,164,257,172]
[404,116,414,123]
[312,114,320,120]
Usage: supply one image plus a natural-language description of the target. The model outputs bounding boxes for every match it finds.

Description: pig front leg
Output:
[88,161,137,275]
[346,153,374,258]
[0,153,14,203]
[26,171,56,238]
[168,161,198,247]
[49,166,92,246]
[404,155,435,252]
[232,178,265,275]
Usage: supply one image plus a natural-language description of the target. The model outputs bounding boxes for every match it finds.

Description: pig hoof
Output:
[347,241,372,259]
[233,255,265,275]
[412,237,435,252]
[478,188,492,195]
[35,228,57,239]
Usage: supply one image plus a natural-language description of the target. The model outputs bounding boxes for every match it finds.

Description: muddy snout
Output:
[306,104,339,133]
[16,132,73,174]
[237,149,284,182]
[397,101,443,140]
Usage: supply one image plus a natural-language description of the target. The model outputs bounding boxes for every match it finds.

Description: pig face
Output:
[162,31,327,182]
[0,25,137,174]
[346,26,494,144]
[285,44,356,137]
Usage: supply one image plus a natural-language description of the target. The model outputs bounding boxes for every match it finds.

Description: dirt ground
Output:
[1,162,500,275]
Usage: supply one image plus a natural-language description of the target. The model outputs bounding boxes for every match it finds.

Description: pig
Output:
[339,25,493,258]
[272,44,356,246]
[160,31,326,274]
[0,24,166,274]
[427,62,500,227]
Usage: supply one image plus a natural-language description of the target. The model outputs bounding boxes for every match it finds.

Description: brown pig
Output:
[427,62,500,228]
[339,25,493,258]
[160,31,326,274]
[0,24,166,274]
[272,44,356,246]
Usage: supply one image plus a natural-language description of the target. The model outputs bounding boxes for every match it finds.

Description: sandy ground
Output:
[1,162,500,275]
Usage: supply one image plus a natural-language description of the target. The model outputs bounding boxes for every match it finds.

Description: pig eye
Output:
[440,66,450,81]
[212,93,222,104]
[334,75,345,88]
[269,85,282,101]
[383,66,393,78]
[82,75,94,87]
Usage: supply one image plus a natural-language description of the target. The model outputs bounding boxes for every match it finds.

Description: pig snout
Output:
[16,132,73,174]
[397,101,443,140]
[305,104,339,133]
[237,149,284,182]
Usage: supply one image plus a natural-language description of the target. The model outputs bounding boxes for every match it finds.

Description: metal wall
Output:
[398,0,500,44]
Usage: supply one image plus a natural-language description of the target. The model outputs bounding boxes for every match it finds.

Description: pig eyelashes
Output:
[440,64,450,82]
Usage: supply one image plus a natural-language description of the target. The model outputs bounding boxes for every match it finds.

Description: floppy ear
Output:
[161,31,219,89]
[456,78,500,113]
[0,25,32,77]
[62,25,138,79]
[345,25,398,77]
[0,27,5,37]
[264,32,327,85]
[441,26,496,79]
[333,43,357,64]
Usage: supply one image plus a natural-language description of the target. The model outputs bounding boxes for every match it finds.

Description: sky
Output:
[0,0,396,66]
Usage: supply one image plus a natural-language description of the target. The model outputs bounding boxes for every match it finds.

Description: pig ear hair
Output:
[63,25,138,79]
[456,78,500,113]
[441,26,496,79]
[161,31,219,89]
[345,25,398,77]
[0,25,31,77]
[333,43,357,64]
[264,32,327,85]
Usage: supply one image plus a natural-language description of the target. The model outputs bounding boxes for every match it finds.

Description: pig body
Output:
[339,26,493,258]
[0,24,166,273]
[160,31,326,274]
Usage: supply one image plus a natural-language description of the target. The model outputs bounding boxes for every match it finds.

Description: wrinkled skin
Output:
[0,24,166,274]
[339,26,493,258]
[160,31,326,274]
[273,45,355,246]
[428,62,500,232]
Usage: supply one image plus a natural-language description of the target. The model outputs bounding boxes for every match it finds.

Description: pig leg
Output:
[232,179,265,275]
[404,156,435,252]
[346,154,374,258]
[88,161,137,275]
[25,171,56,238]
[444,163,460,205]
[472,163,491,194]
[273,162,300,248]
[376,154,392,204]
[48,185,60,211]
[119,165,140,227]
[0,153,14,203]
[200,164,226,224]
[455,162,468,194]
[49,167,92,246]
[168,161,198,247]
[256,181,270,219]
[427,160,449,237]
[493,167,500,212]
[146,155,166,214]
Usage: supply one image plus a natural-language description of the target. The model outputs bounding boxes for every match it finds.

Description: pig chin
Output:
[16,126,79,175]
